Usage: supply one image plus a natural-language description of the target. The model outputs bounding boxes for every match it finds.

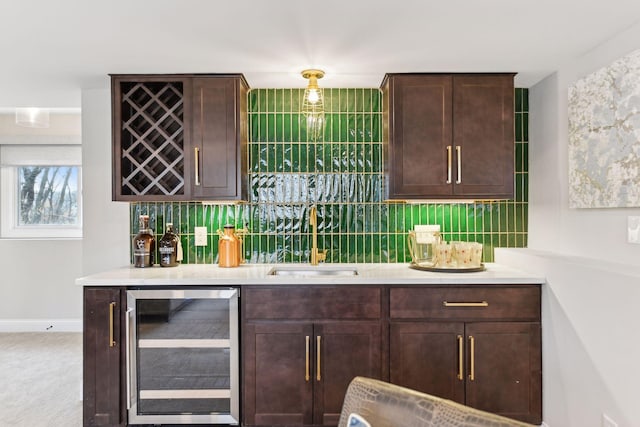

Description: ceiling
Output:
[2,0,640,108]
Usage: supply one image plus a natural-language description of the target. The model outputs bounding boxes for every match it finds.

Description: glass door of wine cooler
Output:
[126,288,239,425]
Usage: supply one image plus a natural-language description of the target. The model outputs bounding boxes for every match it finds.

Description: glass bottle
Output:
[218,225,239,268]
[159,223,182,267]
[133,215,155,268]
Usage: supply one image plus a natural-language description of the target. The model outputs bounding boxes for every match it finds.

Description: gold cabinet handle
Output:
[305,336,310,382]
[194,147,201,186]
[443,301,489,307]
[109,302,116,348]
[469,335,475,381]
[316,335,321,381]
[455,145,462,184]
[446,145,452,184]
[457,334,464,380]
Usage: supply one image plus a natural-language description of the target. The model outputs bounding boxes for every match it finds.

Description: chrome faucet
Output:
[309,206,327,265]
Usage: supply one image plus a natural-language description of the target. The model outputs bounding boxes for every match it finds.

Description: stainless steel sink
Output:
[268,266,359,277]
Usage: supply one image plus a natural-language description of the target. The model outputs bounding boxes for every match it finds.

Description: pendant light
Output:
[301,69,325,141]
[15,108,50,128]
[301,69,325,115]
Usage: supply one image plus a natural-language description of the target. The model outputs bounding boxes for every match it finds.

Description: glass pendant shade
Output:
[301,69,325,141]
[15,108,50,128]
[302,83,324,116]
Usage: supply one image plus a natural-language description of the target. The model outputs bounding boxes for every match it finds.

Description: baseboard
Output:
[0,319,82,332]
[541,422,550,427]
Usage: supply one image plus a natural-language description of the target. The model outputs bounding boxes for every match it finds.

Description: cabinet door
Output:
[453,74,514,198]
[243,322,313,426]
[83,287,125,426]
[390,322,465,404]
[386,74,453,198]
[191,77,248,200]
[465,322,542,424]
[313,322,382,425]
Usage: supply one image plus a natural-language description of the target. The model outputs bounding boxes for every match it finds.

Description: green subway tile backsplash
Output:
[131,88,529,264]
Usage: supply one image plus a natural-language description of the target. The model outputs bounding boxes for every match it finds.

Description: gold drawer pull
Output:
[446,145,452,184]
[443,301,489,307]
[316,335,322,381]
[469,335,475,381]
[109,302,116,347]
[455,145,462,184]
[457,334,464,381]
[194,147,201,186]
[305,336,310,382]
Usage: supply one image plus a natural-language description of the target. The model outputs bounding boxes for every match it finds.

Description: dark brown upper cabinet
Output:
[111,74,248,201]
[382,73,515,200]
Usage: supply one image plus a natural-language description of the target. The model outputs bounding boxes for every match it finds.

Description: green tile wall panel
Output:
[130,88,528,264]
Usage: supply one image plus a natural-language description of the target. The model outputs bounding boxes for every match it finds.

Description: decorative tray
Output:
[409,262,486,273]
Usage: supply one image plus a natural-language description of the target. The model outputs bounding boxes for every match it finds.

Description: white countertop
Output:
[76,262,545,286]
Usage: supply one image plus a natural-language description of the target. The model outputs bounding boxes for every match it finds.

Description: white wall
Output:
[0,240,83,329]
[0,113,84,331]
[496,249,640,427]
[504,19,640,427]
[0,90,129,331]
[528,24,640,265]
[80,87,129,276]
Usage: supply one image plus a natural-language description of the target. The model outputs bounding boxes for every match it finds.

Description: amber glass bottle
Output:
[133,215,155,267]
[159,223,182,267]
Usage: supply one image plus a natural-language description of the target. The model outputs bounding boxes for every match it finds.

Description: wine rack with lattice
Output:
[120,81,185,196]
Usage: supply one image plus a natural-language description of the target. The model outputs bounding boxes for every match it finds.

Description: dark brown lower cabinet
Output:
[390,322,465,403]
[465,322,542,422]
[243,320,382,426]
[242,285,384,427]
[83,287,125,427]
[82,283,541,426]
[389,286,542,425]
[244,322,313,426]
[313,322,382,425]
[390,321,541,423]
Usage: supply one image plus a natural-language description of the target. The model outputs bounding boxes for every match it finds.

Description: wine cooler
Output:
[126,288,239,425]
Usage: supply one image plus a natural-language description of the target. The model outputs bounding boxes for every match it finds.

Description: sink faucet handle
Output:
[309,206,317,226]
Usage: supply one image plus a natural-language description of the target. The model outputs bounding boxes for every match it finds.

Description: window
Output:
[1,145,82,238]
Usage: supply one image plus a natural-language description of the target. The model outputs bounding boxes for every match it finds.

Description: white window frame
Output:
[1,145,82,239]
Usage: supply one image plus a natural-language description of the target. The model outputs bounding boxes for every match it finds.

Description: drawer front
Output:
[244,286,382,320]
[390,286,540,321]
